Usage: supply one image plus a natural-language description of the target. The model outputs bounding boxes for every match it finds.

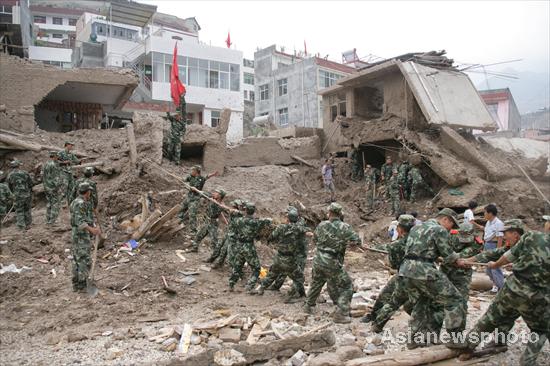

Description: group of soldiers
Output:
[0,142,100,292]
[178,167,549,363]
[361,154,434,214]
[361,209,549,364]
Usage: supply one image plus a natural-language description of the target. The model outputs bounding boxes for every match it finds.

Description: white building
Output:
[243,58,254,102]
[27,5,83,68]
[73,7,244,143]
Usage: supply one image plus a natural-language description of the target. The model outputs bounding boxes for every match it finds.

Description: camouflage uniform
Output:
[179,169,207,233]
[7,163,33,230]
[0,178,14,228]
[304,203,361,320]
[408,166,433,203]
[397,161,411,200]
[192,190,224,252]
[380,161,393,198]
[368,215,416,330]
[210,202,243,266]
[70,187,94,291]
[440,224,481,315]
[398,209,465,348]
[71,170,98,210]
[57,147,80,205]
[388,172,401,215]
[463,223,549,365]
[164,96,189,164]
[228,204,271,291]
[350,148,363,182]
[257,209,308,296]
[42,155,62,224]
[365,166,379,209]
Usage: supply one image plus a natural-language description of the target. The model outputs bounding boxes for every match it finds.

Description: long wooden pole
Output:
[141,157,234,212]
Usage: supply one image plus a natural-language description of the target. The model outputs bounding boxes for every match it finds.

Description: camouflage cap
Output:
[214,189,226,198]
[191,165,202,172]
[78,182,92,193]
[397,214,416,228]
[49,150,58,157]
[437,208,460,228]
[457,223,475,243]
[328,202,343,215]
[84,167,94,174]
[64,141,74,146]
[500,219,524,232]
[286,207,299,222]
[543,215,550,222]
[230,199,242,208]
[245,201,256,213]
[9,160,21,167]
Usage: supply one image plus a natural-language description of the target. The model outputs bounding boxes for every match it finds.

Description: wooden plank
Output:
[291,155,315,168]
[131,209,162,241]
[147,204,180,237]
[346,345,458,366]
[193,315,239,331]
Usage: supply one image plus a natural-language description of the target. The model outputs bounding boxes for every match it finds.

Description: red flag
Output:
[304,40,307,56]
[225,32,232,48]
[170,43,186,106]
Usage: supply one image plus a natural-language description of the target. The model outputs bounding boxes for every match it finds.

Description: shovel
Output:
[87,232,101,297]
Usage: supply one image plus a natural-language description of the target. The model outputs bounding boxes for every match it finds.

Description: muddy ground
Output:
[1,139,549,364]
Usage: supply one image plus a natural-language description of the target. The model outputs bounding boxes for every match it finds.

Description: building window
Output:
[249,91,254,101]
[278,78,288,96]
[0,5,13,14]
[69,18,77,26]
[260,84,269,101]
[278,107,289,126]
[244,90,248,100]
[34,15,46,24]
[52,34,63,39]
[339,101,347,117]
[243,58,254,68]
[52,17,63,25]
[211,110,220,128]
[230,64,240,91]
[319,70,343,88]
[244,72,254,85]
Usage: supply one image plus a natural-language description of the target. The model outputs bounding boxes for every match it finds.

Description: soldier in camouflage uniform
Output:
[440,224,481,314]
[350,147,363,182]
[380,156,394,199]
[164,94,189,164]
[0,170,14,228]
[362,214,416,330]
[191,189,226,253]
[228,202,272,292]
[70,182,101,292]
[398,208,469,349]
[210,199,243,267]
[267,207,309,295]
[71,167,98,214]
[43,151,62,225]
[57,141,80,205]
[388,170,401,215]
[397,159,411,200]
[7,160,33,230]
[459,220,549,365]
[364,164,379,209]
[407,164,434,203]
[254,207,311,302]
[179,165,218,234]
[303,203,361,324]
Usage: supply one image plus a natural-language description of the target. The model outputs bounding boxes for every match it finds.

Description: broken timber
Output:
[291,155,315,168]
[346,345,459,366]
[147,204,180,238]
[126,123,138,168]
[0,133,88,157]
[131,209,162,241]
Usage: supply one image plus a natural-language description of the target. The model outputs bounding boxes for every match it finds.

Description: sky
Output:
[143,0,550,75]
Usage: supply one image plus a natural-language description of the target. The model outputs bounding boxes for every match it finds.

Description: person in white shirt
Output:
[481,204,505,292]
[463,201,477,225]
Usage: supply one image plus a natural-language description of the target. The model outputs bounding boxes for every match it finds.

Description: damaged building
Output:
[318,51,548,209]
